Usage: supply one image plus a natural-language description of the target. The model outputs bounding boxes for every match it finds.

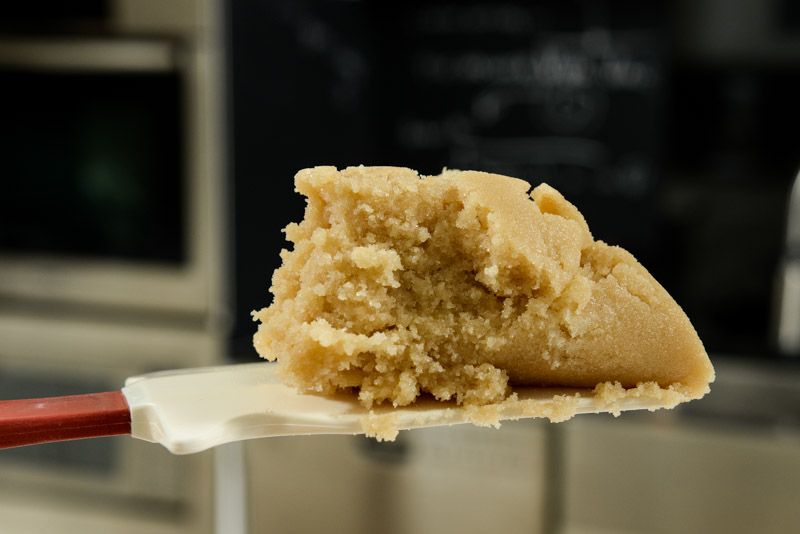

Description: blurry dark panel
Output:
[662,69,800,354]
[0,1,110,33]
[0,69,186,264]
[229,0,377,358]
[667,70,800,179]
[779,0,800,33]
[0,1,108,21]
[230,0,666,359]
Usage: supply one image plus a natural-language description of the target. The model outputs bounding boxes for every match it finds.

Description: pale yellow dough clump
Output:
[253,166,714,416]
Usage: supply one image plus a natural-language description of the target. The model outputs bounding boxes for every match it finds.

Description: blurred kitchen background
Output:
[1,0,799,533]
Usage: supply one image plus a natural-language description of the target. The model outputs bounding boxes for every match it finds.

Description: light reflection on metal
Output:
[775,169,800,355]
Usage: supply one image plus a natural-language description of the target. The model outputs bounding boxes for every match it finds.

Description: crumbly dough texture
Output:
[360,381,691,441]
[253,166,714,437]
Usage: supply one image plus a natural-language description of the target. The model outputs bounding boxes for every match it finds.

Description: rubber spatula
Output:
[0,363,671,454]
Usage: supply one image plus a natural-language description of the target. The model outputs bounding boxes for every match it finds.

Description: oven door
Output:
[0,37,212,314]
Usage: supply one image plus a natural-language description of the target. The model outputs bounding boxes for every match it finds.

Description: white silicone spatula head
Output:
[122,363,685,454]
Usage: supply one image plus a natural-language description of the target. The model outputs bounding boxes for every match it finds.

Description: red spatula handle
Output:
[0,391,131,449]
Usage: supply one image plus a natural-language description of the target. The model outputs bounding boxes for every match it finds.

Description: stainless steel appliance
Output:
[0,1,228,532]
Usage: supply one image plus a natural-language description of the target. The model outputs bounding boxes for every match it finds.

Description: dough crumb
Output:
[253,166,715,438]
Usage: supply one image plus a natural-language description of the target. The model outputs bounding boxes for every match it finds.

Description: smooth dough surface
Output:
[253,166,714,414]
